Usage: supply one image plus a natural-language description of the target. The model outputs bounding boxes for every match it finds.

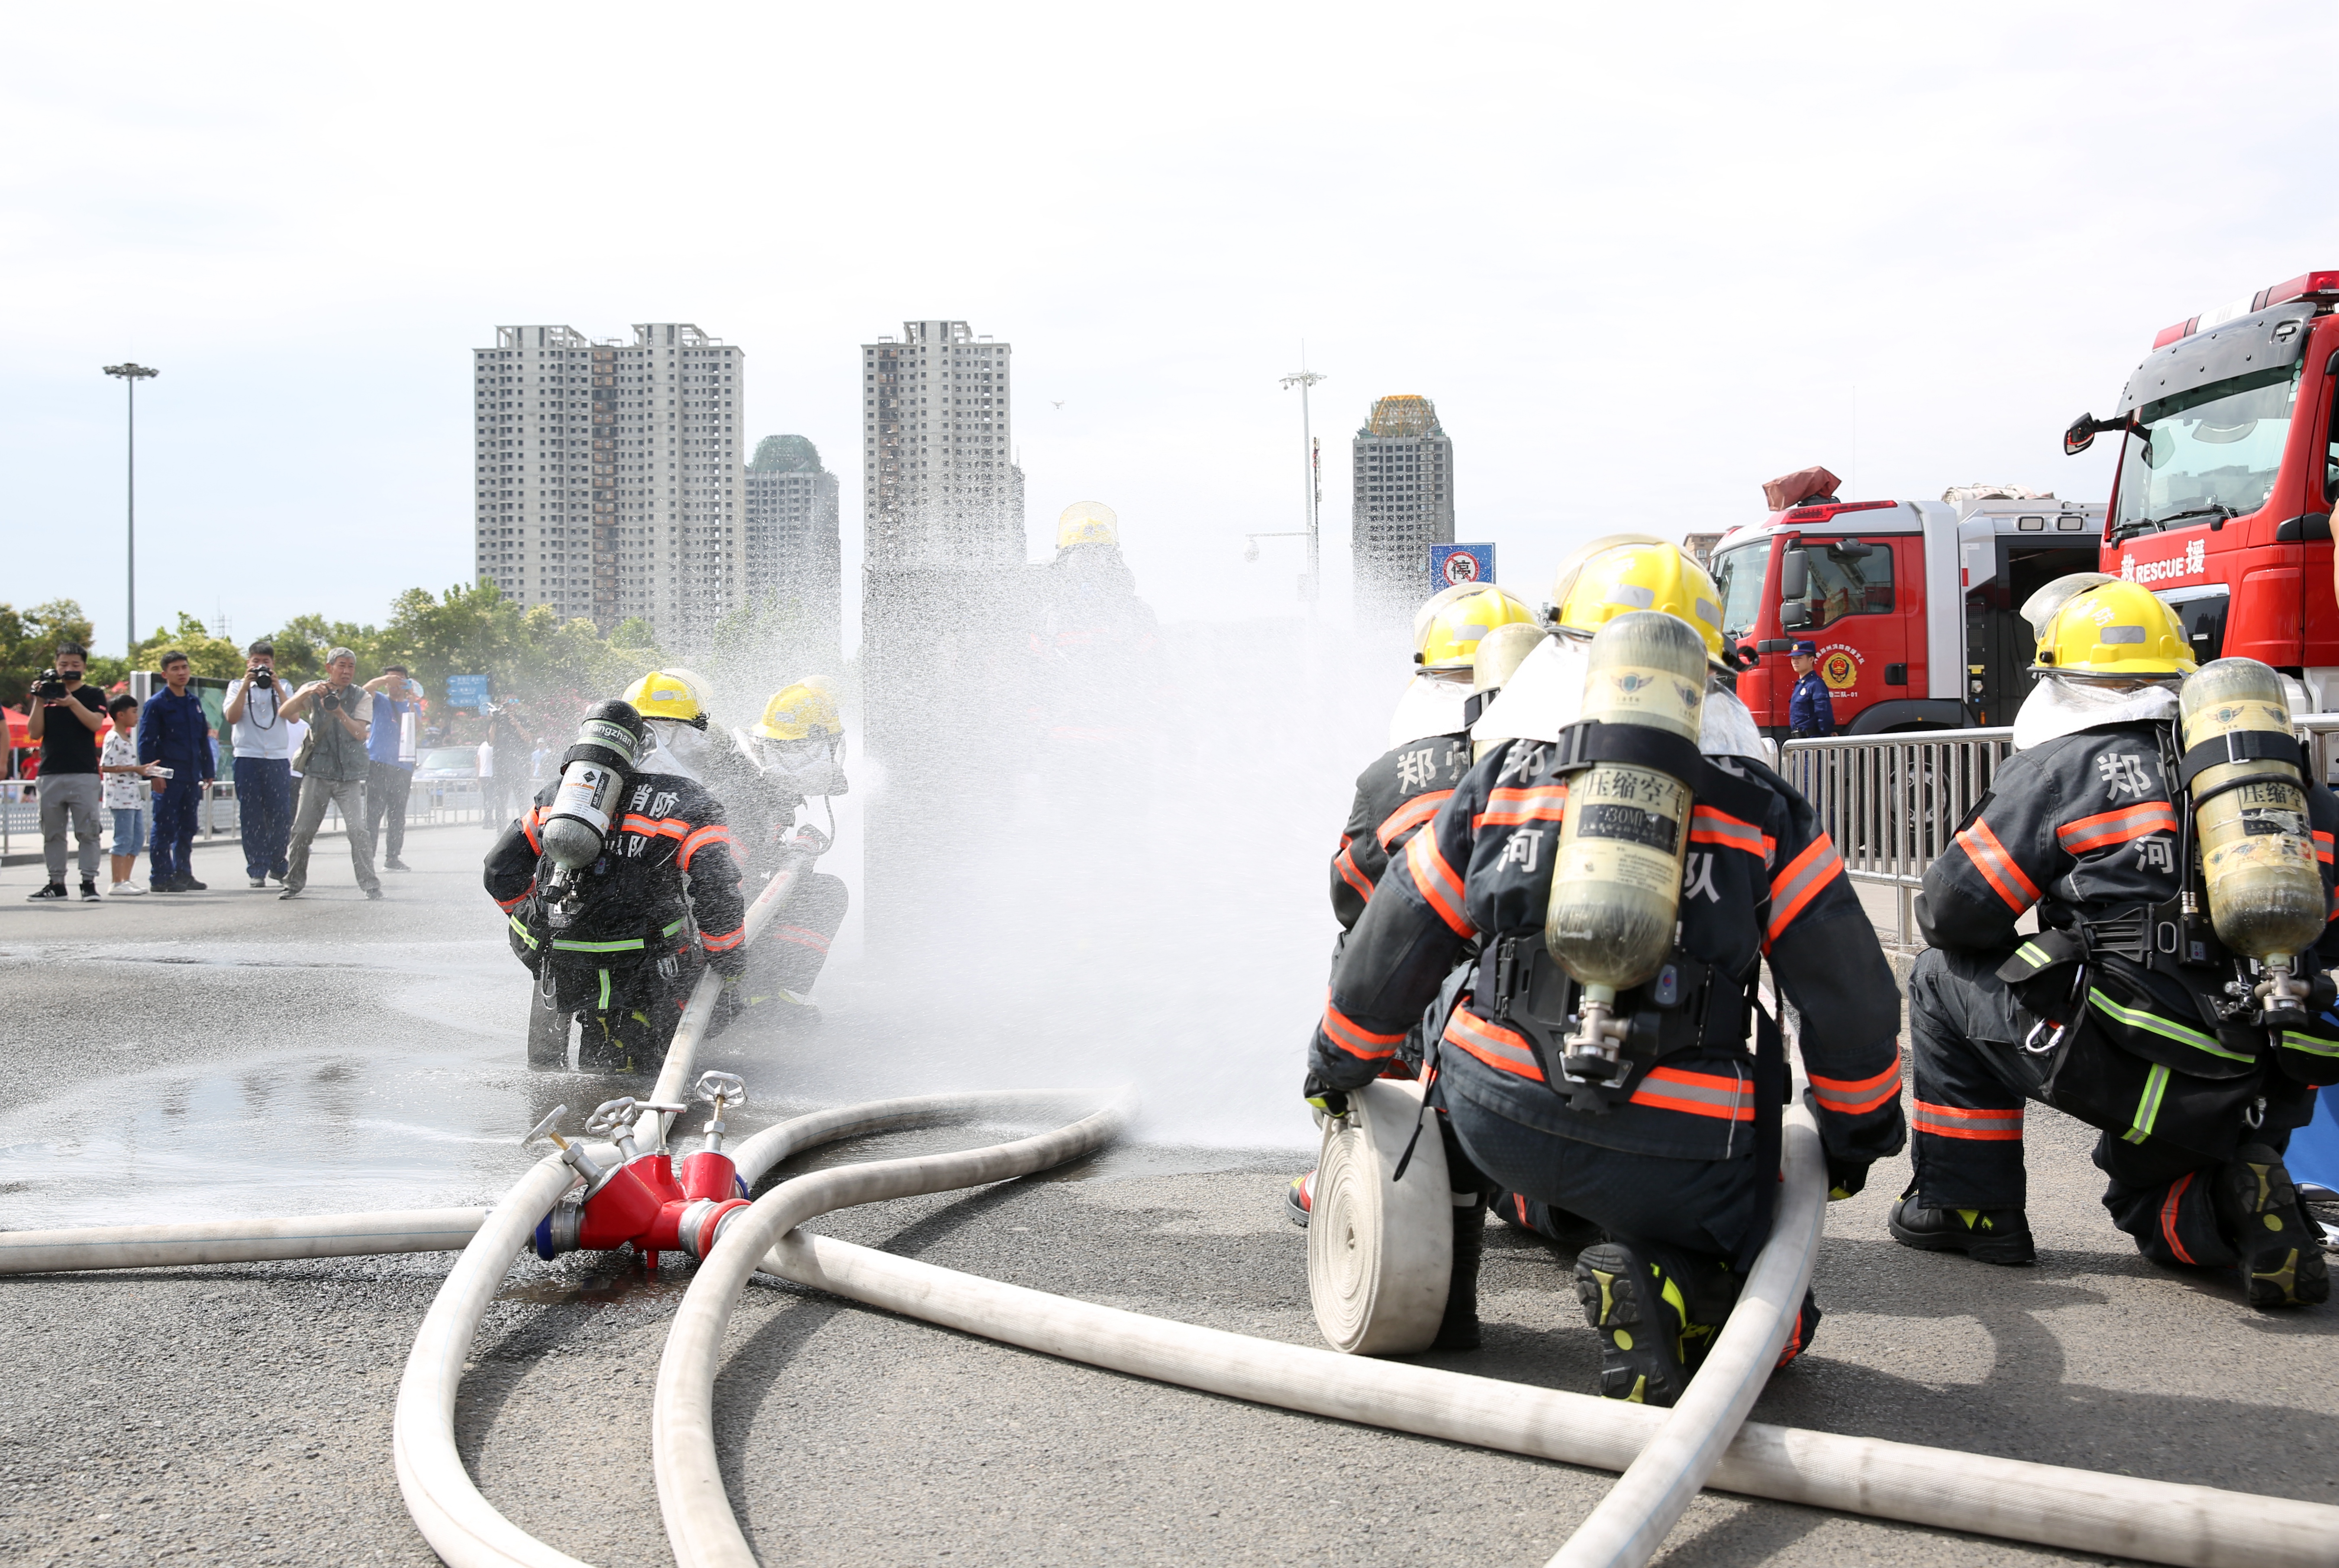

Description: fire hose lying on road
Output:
[5,838,2337,1568]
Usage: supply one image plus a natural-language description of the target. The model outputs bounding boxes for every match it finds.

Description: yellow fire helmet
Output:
[1057,501,1119,551]
[1551,535,1727,666]
[622,669,707,727]
[2031,578,2195,678]
[752,679,843,741]
[1416,585,1539,672]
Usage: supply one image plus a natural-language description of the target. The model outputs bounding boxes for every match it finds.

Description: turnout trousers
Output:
[755,870,848,995]
[1906,945,2295,1270]
[233,757,293,880]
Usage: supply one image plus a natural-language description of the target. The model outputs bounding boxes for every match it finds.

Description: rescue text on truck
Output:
[2066,269,2339,706]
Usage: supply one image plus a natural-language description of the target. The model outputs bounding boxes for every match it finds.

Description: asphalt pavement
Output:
[0,825,2335,1567]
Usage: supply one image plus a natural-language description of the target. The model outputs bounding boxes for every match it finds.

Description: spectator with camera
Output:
[23,641,110,902]
[277,646,380,900]
[361,664,422,873]
[223,640,295,889]
[100,692,160,895]
[138,649,217,892]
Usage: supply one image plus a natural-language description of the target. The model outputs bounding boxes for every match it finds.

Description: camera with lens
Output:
[247,666,275,692]
[316,687,342,713]
[32,669,68,701]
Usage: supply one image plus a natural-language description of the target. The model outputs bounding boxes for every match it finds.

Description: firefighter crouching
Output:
[1305,538,1906,1403]
[1898,576,2335,1307]
[1288,584,1539,1228]
[486,695,747,1073]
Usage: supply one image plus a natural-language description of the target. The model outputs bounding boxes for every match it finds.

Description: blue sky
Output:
[5,1,2334,654]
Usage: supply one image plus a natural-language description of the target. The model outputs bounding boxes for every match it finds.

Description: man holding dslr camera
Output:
[278,647,381,901]
[23,641,110,902]
[223,640,295,889]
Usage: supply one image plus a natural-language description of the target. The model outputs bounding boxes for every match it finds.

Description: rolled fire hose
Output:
[1547,1090,1827,1568]
[1307,1078,1453,1353]
[653,1096,1134,1568]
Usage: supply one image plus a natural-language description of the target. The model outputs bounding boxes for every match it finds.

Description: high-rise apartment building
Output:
[861,319,1021,570]
[473,322,746,641]
[1351,394,1456,623]
[744,434,842,660]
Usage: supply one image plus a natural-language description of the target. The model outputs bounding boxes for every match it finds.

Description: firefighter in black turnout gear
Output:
[1306,541,1907,1405]
[1287,586,1539,1229]
[486,696,747,1073]
[1899,578,2336,1307]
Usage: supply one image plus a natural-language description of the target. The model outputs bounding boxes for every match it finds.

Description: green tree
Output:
[131,613,247,681]
[0,599,100,708]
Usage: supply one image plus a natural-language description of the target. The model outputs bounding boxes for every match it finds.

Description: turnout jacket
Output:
[1330,730,1472,930]
[484,769,748,980]
[1309,739,1907,1165]
[1919,720,2339,1088]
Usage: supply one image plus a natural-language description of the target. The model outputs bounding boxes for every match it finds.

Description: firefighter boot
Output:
[1887,1184,2037,1265]
[1574,1242,1736,1407]
[2214,1144,2331,1309]
[1431,1195,1485,1352]
[1284,1169,1315,1230]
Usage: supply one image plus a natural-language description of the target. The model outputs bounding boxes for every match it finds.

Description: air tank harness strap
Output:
[1739,980,1786,1273]
[1550,720,1774,824]
[2177,730,2311,810]
[549,918,689,953]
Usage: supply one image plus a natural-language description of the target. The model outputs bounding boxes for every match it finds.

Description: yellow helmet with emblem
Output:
[1057,501,1119,551]
[751,679,843,741]
[2030,578,2194,678]
[1550,534,1727,666]
[622,669,707,726]
[1415,585,1538,672]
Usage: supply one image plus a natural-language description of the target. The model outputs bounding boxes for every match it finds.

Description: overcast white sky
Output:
[6,1,2336,656]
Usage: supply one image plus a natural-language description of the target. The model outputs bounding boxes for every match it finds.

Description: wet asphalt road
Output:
[2,827,2336,1567]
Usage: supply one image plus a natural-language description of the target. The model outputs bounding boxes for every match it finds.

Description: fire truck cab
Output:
[2068,270,2339,708]
[1710,494,2101,738]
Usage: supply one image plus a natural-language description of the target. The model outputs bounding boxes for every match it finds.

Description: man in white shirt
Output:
[223,640,295,889]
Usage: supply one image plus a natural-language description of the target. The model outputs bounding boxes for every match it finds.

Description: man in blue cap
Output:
[1787,640,1836,737]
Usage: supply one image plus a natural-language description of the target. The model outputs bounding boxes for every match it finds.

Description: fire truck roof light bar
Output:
[2152,270,2339,349]
[1780,499,1899,525]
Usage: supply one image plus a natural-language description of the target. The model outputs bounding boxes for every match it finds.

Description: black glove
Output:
[1826,1157,1870,1202]
[1302,1074,1349,1121]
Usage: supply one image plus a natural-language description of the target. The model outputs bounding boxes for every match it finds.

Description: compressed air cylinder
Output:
[1545,612,1707,998]
[541,700,647,869]
[2179,659,2323,968]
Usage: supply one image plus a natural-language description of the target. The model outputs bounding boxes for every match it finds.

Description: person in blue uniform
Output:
[1787,641,1836,737]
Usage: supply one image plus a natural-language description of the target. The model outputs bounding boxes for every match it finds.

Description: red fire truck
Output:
[1709,492,2101,737]
[2066,270,2339,708]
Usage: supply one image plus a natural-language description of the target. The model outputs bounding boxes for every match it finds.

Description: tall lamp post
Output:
[102,362,158,659]
[1279,365,1326,612]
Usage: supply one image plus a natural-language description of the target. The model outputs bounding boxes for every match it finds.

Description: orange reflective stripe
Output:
[700,925,746,953]
[1953,818,2039,914]
[1375,790,1452,849]
[678,823,732,869]
[1473,784,1567,831]
[2057,802,2178,853]
[521,807,542,853]
[2160,1170,2198,1265]
[1442,1008,1542,1080]
[1322,1000,1406,1062]
[1404,827,1474,936]
[1333,839,1374,901]
[1912,1099,2023,1141]
[1808,1059,1902,1115]
[2316,830,2335,867]
[494,891,528,912]
[1690,806,1774,864]
[622,813,690,841]
[1765,833,1844,943]
[1629,1065,1755,1121]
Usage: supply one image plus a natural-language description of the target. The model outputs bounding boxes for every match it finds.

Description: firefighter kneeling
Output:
[1303,538,1906,1405]
[486,692,747,1073]
[1899,576,2336,1308]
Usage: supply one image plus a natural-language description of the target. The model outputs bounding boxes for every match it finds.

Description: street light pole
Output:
[103,362,158,660]
[1279,364,1327,613]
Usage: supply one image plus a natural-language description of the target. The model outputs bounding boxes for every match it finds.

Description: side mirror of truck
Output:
[1780,602,1813,631]
[1779,548,1809,601]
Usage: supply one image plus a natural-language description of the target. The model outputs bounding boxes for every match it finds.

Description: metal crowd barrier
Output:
[1,775,493,860]
[1780,715,2339,947]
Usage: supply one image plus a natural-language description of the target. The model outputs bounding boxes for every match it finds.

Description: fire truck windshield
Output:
[2113,361,2302,538]
[1711,539,1772,646]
